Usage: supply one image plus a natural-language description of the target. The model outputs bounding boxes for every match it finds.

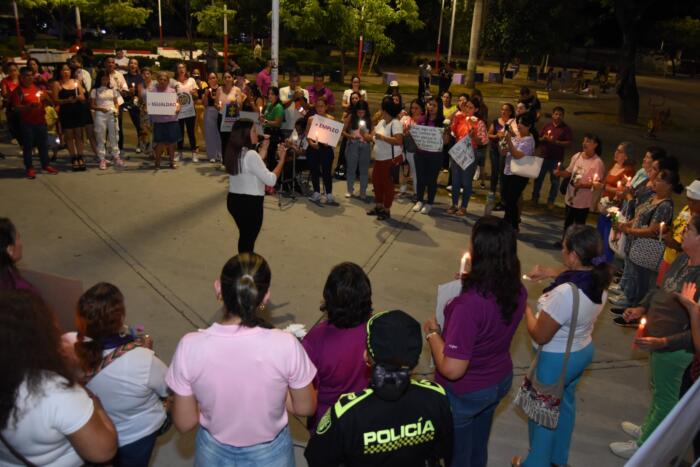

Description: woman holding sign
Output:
[412,96,447,215]
[203,72,222,164]
[149,72,181,169]
[173,62,200,162]
[305,97,337,205]
[448,96,489,216]
[342,100,373,200]
[224,121,286,253]
[216,71,244,154]
[499,112,536,232]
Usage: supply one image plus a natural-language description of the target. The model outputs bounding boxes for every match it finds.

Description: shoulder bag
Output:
[389,121,404,184]
[513,282,580,429]
[628,201,669,271]
[509,137,543,179]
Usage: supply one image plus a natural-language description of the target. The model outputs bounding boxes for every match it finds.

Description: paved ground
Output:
[2,71,698,466]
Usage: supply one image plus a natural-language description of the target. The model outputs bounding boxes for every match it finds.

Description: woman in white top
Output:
[499,112,536,232]
[173,62,199,162]
[225,120,286,253]
[368,95,404,220]
[90,70,124,170]
[70,282,169,467]
[0,291,117,467]
[341,75,367,111]
[512,225,612,467]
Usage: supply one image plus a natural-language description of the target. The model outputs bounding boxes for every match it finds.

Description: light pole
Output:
[12,1,22,50]
[357,5,365,78]
[223,4,228,71]
[447,0,457,64]
[271,0,279,85]
[158,0,164,47]
[435,0,446,73]
[75,6,82,48]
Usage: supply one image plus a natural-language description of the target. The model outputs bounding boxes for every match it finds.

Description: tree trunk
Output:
[339,48,346,85]
[465,0,484,88]
[614,0,649,124]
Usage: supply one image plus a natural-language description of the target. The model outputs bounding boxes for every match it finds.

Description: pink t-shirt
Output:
[564,152,606,209]
[165,323,316,447]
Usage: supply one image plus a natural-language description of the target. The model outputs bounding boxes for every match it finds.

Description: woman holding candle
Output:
[609,213,700,459]
[554,134,606,246]
[262,86,285,174]
[173,62,200,162]
[148,72,181,170]
[137,67,155,158]
[592,142,636,262]
[399,98,425,198]
[203,72,221,164]
[342,100,373,200]
[341,75,367,111]
[487,103,515,208]
[52,63,86,171]
[424,216,526,467]
[512,225,612,467]
[90,70,125,170]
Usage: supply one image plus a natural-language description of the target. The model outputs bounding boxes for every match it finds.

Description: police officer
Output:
[305,309,453,467]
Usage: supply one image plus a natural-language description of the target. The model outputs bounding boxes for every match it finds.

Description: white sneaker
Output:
[326,193,335,204]
[114,156,126,168]
[309,192,322,202]
[609,440,638,459]
[399,184,407,194]
[192,152,199,163]
[420,204,432,214]
[412,201,423,212]
[345,192,353,198]
[174,151,182,162]
[135,147,142,154]
[209,158,217,163]
[473,166,481,180]
[621,422,642,439]
[446,185,452,192]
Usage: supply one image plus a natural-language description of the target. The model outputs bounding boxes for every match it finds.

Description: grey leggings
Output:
[345,139,371,195]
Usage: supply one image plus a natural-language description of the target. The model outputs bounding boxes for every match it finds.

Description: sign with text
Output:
[448,136,475,170]
[20,269,84,333]
[308,115,344,147]
[146,91,177,116]
[237,111,264,134]
[409,125,444,152]
[220,103,239,132]
[177,92,196,119]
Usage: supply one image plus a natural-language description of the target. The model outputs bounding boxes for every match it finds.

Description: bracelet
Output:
[425,331,440,341]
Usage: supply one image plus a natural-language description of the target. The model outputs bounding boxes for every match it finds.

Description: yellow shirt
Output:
[664,205,690,263]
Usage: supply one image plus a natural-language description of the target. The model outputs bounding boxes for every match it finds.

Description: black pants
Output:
[415,151,442,204]
[308,145,334,194]
[264,127,283,173]
[6,109,23,145]
[502,174,529,231]
[177,116,197,151]
[220,130,230,158]
[227,192,264,253]
[489,144,503,194]
[564,205,590,235]
[118,104,141,150]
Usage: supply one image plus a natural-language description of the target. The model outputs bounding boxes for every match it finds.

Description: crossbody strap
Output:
[0,432,37,467]
[85,341,144,382]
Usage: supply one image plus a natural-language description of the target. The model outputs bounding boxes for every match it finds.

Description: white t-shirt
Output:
[535,283,606,352]
[174,77,197,94]
[62,333,168,446]
[279,86,309,105]
[228,149,278,196]
[0,373,94,467]
[342,88,367,106]
[115,56,129,75]
[108,71,127,106]
[373,118,403,161]
[90,87,120,113]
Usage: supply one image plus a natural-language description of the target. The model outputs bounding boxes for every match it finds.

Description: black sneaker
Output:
[609,308,625,316]
[613,316,640,328]
[366,207,382,216]
[493,202,505,212]
[377,210,391,221]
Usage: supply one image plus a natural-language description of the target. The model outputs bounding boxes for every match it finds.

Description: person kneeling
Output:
[304,309,453,467]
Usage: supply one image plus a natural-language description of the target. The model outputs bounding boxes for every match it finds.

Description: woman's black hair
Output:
[380,95,401,118]
[658,155,679,173]
[646,146,667,160]
[223,120,254,176]
[516,112,539,146]
[409,98,425,116]
[583,132,603,157]
[657,168,684,194]
[320,262,372,328]
[0,219,18,290]
[268,85,280,101]
[563,225,612,294]
[501,102,515,119]
[219,253,272,328]
[53,62,72,81]
[424,95,445,125]
[461,216,522,325]
[94,69,110,89]
[350,100,372,131]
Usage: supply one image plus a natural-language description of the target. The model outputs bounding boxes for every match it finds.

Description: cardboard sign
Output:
[20,269,84,333]
[146,91,177,116]
[177,92,196,119]
[308,115,344,147]
[435,279,462,328]
[220,102,239,132]
[237,111,264,134]
[448,136,475,170]
[409,125,444,152]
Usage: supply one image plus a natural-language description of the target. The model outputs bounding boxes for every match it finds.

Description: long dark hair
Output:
[583,132,603,157]
[0,291,75,430]
[224,120,254,176]
[220,253,272,328]
[424,96,445,125]
[0,218,18,289]
[349,100,372,131]
[461,216,522,324]
[563,225,612,295]
[94,68,110,89]
[74,282,126,373]
[321,262,372,328]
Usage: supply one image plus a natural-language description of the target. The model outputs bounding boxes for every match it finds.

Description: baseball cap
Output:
[367,310,421,370]
[687,180,700,200]
[389,80,399,87]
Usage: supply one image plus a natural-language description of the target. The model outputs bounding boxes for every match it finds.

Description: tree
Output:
[658,16,700,76]
[465,0,484,88]
[18,0,91,44]
[193,1,237,36]
[279,0,423,80]
[89,0,150,36]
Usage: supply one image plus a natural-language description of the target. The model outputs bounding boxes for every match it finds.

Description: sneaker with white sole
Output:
[412,201,423,212]
[420,204,432,214]
[209,158,217,163]
[99,159,107,170]
[609,440,638,459]
[174,151,182,162]
[473,166,480,181]
[621,421,642,439]
[345,192,353,198]
[308,192,322,203]
[192,153,199,163]
[114,156,126,168]
[326,193,335,204]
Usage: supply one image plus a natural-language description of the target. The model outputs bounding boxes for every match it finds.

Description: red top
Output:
[1,77,19,97]
[11,84,46,125]
[451,112,488,148]
[603,166,636,201]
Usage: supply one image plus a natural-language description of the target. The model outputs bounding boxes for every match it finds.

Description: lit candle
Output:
[659,222,665,241]
[522,274,531,281]
[617,180,622,190]
[632,317,647,349]
[259,105,263,114]
[459,252,471,275]
[556,161,561,172]
[591,173,598,191]
[359,119,366,131]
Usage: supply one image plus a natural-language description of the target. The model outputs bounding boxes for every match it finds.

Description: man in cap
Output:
[305,310,453,467]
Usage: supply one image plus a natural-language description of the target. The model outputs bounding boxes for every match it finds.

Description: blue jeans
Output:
[522,343,594,467]
[114,430,159,467]
[532,158,561,204]
[21,123,49,170]
[597,214,614,263]
[345,139,370,196]
[620,248,656,306]
[451,151,480,208]
[446,373,513,467]
[195,425,294,467]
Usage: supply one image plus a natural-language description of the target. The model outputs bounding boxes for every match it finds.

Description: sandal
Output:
[511,455,523,466]
[446,206,458,215]
[77,155,87,171]
[71,156,80,172]
[457,207,467,216]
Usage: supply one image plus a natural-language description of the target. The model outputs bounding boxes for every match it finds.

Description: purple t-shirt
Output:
[301,320,370,429]
[436,286,527,394]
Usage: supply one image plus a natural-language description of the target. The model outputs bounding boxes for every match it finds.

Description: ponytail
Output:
[370,365,411,401]
[563,225,612,297]
[220,253,272,328]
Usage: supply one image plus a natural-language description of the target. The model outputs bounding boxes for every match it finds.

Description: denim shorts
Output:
[195,425,294,467]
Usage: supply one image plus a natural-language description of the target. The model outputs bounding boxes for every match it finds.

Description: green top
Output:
[264,102,284,128]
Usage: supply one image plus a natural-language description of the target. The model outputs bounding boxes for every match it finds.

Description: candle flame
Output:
[640,317,647,327]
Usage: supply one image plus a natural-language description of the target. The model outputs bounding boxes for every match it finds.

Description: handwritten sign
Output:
[409,125,444,152]
[448,136,475,170]
[308,115,344,147]
[177,92,195,119]
[220,103,239,132]
[237,111,264,134]
[146,91,177,116]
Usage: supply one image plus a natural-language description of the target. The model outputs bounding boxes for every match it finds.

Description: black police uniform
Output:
[304,379,453,467]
